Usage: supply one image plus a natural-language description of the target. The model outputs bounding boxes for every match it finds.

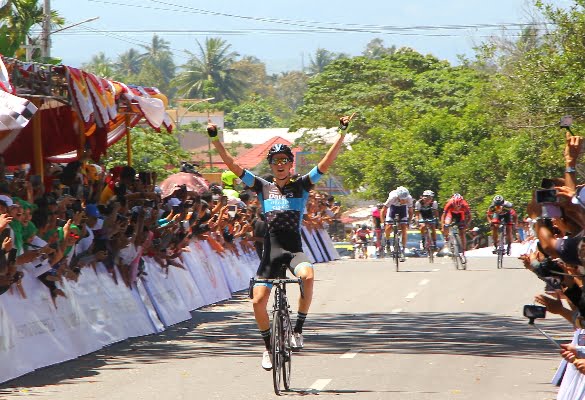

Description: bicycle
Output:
[419,219,436,264]
[495,223,506,269]
[445,223,466,270]
[355,241,368,259]
[390,214,403,272]
[249,276,304,396]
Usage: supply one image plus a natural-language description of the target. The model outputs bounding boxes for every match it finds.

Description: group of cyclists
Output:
[352,186,519,262]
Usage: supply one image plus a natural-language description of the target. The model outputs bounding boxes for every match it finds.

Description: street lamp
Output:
[175,97,215,129]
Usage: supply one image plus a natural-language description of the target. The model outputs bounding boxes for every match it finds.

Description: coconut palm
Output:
[140,34,175,87]
[0,0,64,58]
[115,48,144,78]
[82,52,114,78]
[172,37,246,102]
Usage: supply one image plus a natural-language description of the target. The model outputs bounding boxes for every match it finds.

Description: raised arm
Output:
[317,115,353,174]
[207,124,244,177]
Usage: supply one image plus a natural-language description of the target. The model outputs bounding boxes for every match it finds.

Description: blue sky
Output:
[50,0,572,73]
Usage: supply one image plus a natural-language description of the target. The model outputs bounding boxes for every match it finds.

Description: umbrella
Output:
[159,172,209,199]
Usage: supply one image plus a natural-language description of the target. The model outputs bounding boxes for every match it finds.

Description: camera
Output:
[535,189,557,204]
[523,304,546,320]
[560,115,573,129]
[532,257,565,279]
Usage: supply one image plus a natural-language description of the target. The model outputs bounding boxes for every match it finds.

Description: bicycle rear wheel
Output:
[450,236,460,270]
[426,231,434,264]
[393,234,400,272]
[271,311,283,395]
[282,313,292,390]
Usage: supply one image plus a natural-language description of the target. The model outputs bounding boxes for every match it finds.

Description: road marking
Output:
[432,268,440,272]
[419,279,430,286]
[309,379,332,391]
[391,308,402,314]
[340,349,362,359]
[367,328,379,334]
[405,292,418,300]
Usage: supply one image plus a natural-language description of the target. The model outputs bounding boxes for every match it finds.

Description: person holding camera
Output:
[487,195,518,255]
[207,115,351,371]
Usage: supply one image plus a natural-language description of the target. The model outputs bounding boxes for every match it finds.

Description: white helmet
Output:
[396,186,410,200]
[422,190,435,197]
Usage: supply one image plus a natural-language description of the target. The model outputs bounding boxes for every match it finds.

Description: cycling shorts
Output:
[491,211,513,225]
[386,205,408,224]
[444,212,466,228]
[256,231,312,281]
[372,216,381,229]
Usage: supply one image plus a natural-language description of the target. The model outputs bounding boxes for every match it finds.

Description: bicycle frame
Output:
[445,223,465,270]
[496,223,506,269]
[420,219,436,264]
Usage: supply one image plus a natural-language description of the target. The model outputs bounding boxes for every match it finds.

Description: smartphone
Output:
[221,196,228,206]
[56,218,67,227]
[227,204,237,218]
[535,189,557,204]
[144,200,155,208]
[0,228,10,244]
[172,204,183,214]
[560,115,573,129]
[542,204,562,219]
[61,186,71,196]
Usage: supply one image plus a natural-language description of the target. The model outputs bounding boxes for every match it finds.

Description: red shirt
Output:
[443,198,471,216]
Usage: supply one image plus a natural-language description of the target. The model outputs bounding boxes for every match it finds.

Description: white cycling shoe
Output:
[291,332,304,351]
[262,350,273,370]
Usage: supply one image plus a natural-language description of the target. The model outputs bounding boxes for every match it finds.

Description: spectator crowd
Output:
[0,157,342,306]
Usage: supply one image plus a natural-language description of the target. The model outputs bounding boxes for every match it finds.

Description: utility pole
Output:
[41,0,51,58]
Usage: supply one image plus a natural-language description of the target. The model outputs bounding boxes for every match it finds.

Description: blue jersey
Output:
[241,166,323,234]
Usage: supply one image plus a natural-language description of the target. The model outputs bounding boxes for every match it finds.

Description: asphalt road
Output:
[0,255,569,399]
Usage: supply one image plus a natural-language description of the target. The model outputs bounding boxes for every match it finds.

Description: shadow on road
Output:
[0,291,566,394]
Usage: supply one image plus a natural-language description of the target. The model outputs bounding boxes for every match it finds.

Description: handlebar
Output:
[249,277,304,299]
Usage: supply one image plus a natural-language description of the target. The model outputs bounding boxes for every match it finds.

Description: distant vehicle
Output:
[404,230,445,258]
[333,242,355,259]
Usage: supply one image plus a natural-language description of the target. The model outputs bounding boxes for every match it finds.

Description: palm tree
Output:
[0,0,64,58]
[115,48,144,78]
[82,52,114,77]
[140,34,175,87]
[172,37,246,102]
[307,48,346,76]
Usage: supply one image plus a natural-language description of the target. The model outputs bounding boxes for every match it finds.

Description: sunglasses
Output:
[270,158,291,166]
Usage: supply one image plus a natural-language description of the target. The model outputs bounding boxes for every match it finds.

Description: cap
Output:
[167,197,181,207]
[0,195,13,207]
[85,204,101,218]
[572,187,585,208]
[471,227,480,232]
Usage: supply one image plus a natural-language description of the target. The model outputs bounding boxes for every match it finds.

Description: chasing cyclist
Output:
[207,115,352,371]
[381,186,413,262]
[353,224,371,259]
[487,195,518,256]
[441,193,471,262]
[415,190,440,250]
[371,203,384,256]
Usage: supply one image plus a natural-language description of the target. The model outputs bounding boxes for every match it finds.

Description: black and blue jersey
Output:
[241,166,323,234]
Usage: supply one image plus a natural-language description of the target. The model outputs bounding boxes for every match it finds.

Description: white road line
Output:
[309,379,332,391]
[419,279,430,286]
[405,292,418,300]
[391,308,402,314]
[432,268,440,271]
[367,328,379,335]
[340,349,362,359]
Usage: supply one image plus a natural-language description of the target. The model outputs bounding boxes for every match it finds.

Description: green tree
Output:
[307,48,347,76]
[274,71,308,112]
[0,0,64,59]
[224,95,282,129]
[114,48,144,79]
[104,127,189,180]
[172,37,246,101]
[362,38,396,59]
[82,52,115,77]
[139,34,175,93]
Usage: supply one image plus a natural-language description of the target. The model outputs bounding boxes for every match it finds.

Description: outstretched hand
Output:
[207,123,218,138]
[565,130,583,166]
[339,112,356,130]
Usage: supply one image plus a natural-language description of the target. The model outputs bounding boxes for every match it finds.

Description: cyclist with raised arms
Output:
[381,186,413,262]
[487,194,518,255]
[207,115,352,371]
[415,190,440,250]
[441,193,472,258]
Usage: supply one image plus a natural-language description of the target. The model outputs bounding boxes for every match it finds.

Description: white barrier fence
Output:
[0,229,338,384]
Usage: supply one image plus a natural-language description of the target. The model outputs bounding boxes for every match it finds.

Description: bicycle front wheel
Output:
[393,235,400,272]
[271,312,283,395]
[282,313,292,390]
[497,229,504,269]
[426,232,434,264]
[450,238,460,270]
